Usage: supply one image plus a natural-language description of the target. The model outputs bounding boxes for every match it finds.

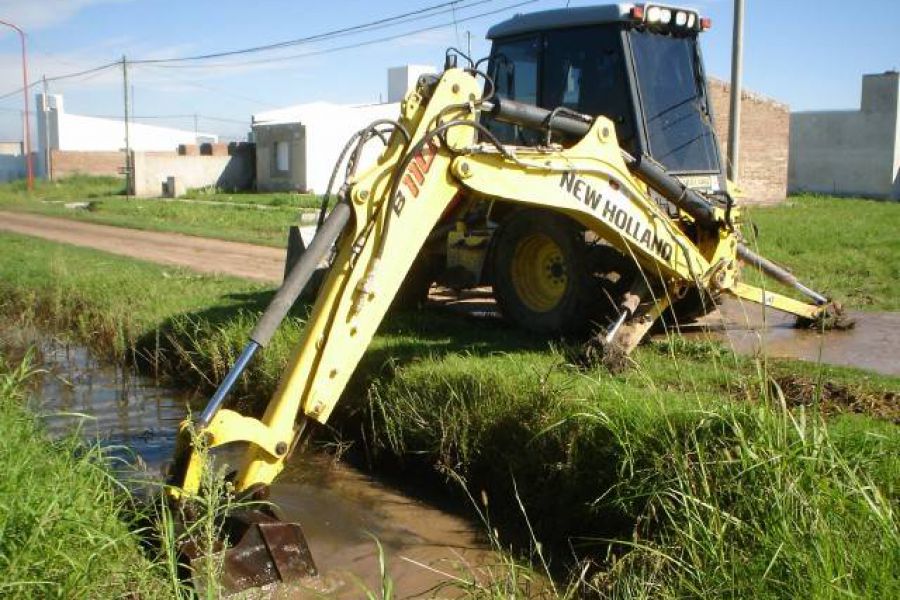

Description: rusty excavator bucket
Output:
[179,508,317,594]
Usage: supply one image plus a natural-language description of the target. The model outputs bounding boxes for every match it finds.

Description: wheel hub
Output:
[511,233,568,312]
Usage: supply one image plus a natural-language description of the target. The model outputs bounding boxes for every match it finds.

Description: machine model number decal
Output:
[560,172,673,262]
[393,141,438,215]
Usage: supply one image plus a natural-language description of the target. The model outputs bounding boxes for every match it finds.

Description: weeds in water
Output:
[347,534,396,600]
[432,471,589,600]
[367,349,899,598]
[153,421,237,599]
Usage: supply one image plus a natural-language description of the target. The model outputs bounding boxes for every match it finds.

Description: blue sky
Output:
[0,0,897,141]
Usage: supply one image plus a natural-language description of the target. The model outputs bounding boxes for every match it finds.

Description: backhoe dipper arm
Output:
[172,70,485,496]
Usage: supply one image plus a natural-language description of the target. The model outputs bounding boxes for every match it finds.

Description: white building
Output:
[252,64,434,193]
[36,93,217,176]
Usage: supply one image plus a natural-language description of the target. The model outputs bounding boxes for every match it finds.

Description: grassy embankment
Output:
[1,189,898,598]
[0,175,322,247]
[0,353,172,598]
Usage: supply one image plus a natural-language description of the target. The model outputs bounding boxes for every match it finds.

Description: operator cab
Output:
[484,3,725,194]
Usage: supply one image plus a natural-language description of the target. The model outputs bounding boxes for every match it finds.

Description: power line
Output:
[0,1,484,102]
[0,59,120,103]
[0,0,538,109]
[141,0,537,71]
[130,0,494,65]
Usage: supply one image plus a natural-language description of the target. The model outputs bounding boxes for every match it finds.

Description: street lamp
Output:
[0,19,33,191]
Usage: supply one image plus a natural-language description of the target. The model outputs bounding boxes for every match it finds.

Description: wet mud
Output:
[770,375,899,424]
[682,299,900,377]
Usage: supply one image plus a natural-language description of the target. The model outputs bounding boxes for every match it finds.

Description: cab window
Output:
[542,25,635,150]
[487,35,542,145]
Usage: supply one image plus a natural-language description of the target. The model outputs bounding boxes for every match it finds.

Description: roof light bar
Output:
[631,3,709,33]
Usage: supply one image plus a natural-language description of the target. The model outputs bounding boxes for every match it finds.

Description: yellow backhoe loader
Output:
[166,3,844,591]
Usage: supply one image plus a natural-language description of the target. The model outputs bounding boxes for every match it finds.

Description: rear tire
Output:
[491,210,596,335]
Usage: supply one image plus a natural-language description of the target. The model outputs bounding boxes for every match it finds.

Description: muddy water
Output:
[681,299,900,376]
[429,288,900,376]
[7,331,494,598]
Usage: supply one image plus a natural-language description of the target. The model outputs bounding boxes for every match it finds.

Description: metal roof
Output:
[487,3,636,39]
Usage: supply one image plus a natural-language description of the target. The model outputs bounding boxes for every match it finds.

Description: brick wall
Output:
[707,78,790,204]
[51,150,125,179]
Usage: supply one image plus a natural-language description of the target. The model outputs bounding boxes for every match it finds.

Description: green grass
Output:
[364,345,899,598]
[0,352,172,598]
[181,185,324,208]
[1,231,898,597]
[0,231,268,360]
[745,194,900,311]
[0,175,315,247]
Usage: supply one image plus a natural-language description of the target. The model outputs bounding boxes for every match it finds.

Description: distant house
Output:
[252,65,434,193]
[789,72,900,200]
[36,93,218,179]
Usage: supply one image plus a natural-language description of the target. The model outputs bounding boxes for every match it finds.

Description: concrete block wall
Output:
[708,77,790,203]
[254,123,307,192]
[131,150,254,197]
[0,154,25,183]
[0,141,24,182]
[789,72,899,200]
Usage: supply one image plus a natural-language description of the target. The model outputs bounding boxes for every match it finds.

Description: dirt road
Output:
[0,211,285,283]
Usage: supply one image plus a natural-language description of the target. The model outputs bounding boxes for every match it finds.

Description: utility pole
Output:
[0,19,33,191]
[727,0,745,183]
[122,55,131,198]
[42,75,51,180]
[466,30,471,59]
[193,113,199,138]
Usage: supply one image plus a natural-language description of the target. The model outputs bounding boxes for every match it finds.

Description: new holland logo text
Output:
[560,172,673,261]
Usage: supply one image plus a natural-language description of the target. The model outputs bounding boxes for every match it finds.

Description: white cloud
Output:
[0,0,129,33]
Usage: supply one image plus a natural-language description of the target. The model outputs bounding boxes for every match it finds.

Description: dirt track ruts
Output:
[0,211,284,283]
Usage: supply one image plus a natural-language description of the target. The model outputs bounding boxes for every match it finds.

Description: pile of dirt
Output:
[574,337,631,374]
[771,375,899,424]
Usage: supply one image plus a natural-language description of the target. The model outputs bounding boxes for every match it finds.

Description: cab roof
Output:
[486,3,637,39]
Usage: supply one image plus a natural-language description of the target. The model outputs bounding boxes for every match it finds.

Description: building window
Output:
[274,141,290,175]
